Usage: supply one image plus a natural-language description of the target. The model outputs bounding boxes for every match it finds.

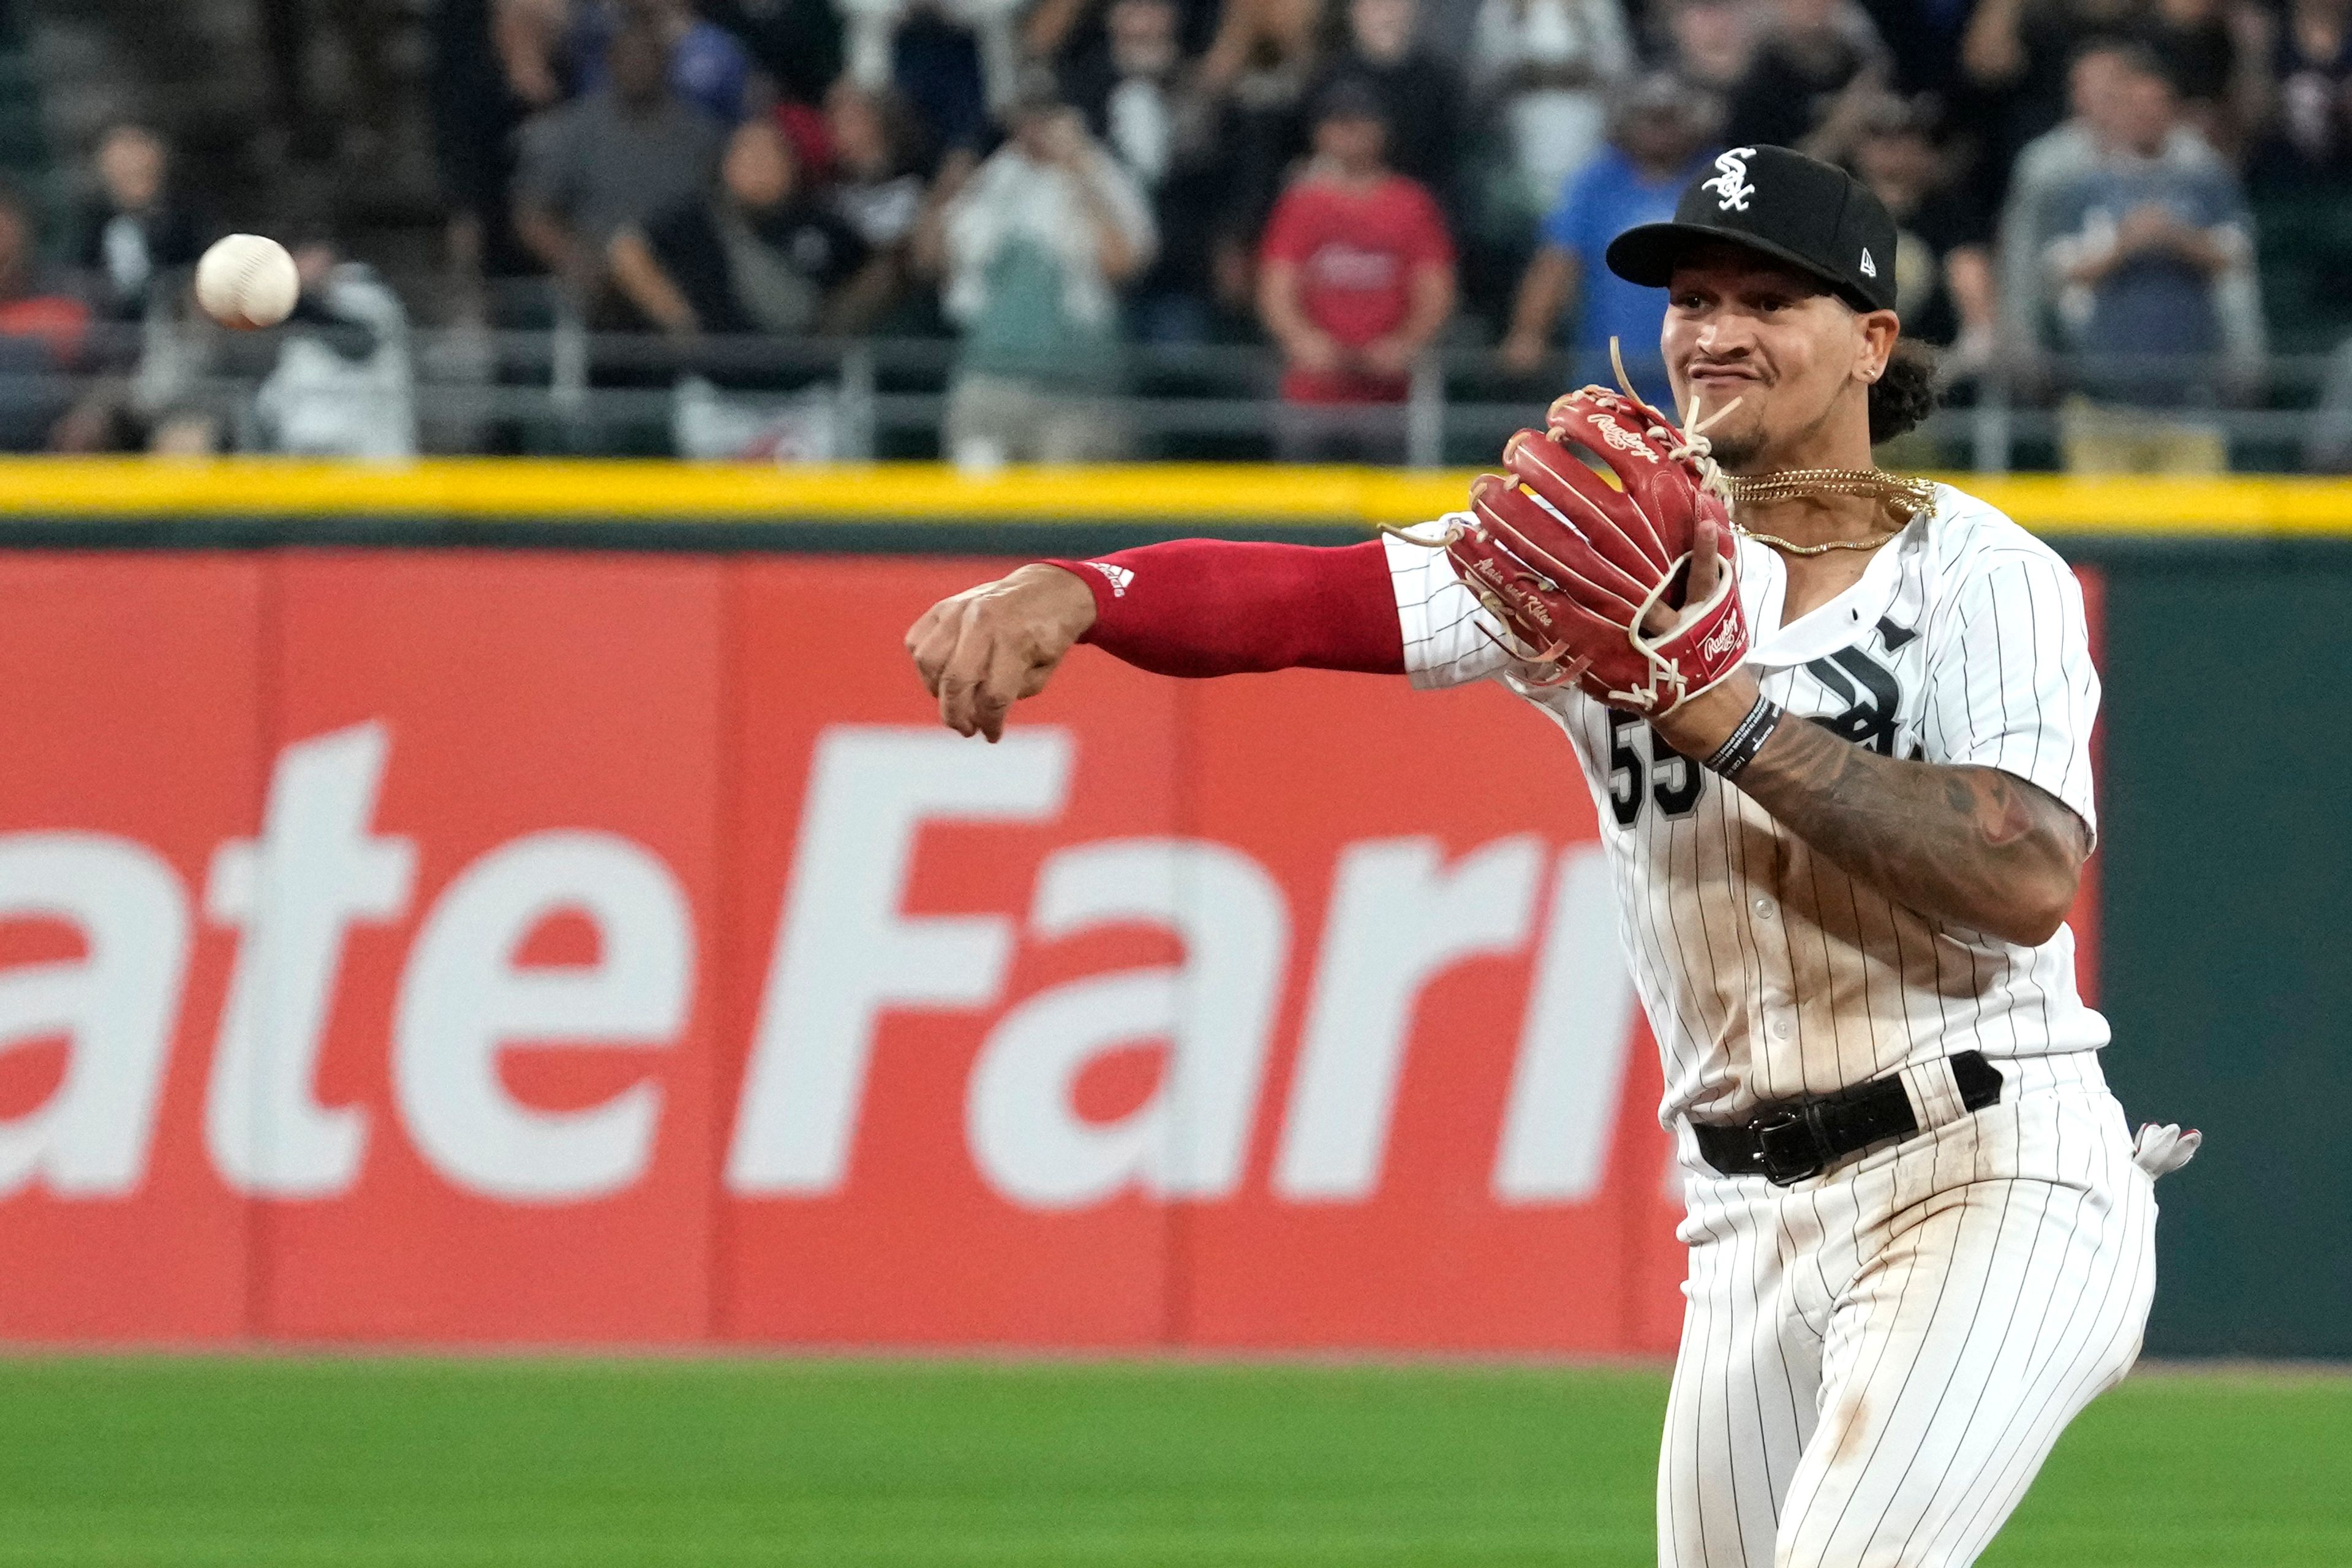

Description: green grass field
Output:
[0,1358,2343,1566]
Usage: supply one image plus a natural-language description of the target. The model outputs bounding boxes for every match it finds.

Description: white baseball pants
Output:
[1659,1052,2159,1567]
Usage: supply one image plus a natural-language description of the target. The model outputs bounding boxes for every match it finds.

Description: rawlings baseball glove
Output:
[1420,383,1748,715]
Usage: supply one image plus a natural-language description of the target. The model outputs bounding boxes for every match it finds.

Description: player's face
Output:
[1660,251,1895,471]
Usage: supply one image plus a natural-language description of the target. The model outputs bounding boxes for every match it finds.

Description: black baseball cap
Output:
[1605,145,1899,315]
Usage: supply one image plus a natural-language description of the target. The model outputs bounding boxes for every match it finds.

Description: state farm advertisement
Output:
[0,549,1827,1349]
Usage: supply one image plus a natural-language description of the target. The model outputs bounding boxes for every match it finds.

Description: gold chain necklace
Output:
[1728,469,1937,556]
[1735,527,1899,556]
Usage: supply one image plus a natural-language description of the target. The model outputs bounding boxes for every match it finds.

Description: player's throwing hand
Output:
[905,564,1099,741]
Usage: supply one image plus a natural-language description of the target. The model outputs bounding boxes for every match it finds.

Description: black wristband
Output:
[1703,696,1784,780]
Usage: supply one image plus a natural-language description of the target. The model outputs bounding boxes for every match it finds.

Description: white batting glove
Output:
[2132,1122,2202,1179]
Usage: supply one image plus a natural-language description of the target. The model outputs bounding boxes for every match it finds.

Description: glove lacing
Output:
[1608,337,1739,507]
[1374,342,1744,696]
[1591,341,1749,709]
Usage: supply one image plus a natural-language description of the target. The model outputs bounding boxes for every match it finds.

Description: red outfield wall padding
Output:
[248,554,729,1343]
[0,551,2099,1351]
[0,554,263,1342]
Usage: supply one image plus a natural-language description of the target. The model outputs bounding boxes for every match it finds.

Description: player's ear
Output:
[1854,309,1900,385]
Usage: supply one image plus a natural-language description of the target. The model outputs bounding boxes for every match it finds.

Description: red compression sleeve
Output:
[1044,538,1405,677]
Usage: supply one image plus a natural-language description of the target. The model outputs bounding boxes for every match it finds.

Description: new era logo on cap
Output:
[1602,145,1902,316]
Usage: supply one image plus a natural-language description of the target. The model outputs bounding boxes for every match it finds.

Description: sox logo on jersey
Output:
[1385,483,2163,1568]
[1804,625,1910,756]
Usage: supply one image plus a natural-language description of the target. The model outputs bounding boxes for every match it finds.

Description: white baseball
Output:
[194,234,301,330]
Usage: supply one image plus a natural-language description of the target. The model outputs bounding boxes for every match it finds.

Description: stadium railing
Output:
[8,310,2352,472]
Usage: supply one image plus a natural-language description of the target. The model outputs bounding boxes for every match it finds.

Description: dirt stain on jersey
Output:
[1826,1386,1874,1469]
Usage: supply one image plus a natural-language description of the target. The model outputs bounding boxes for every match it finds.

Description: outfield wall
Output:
[0,462,2343,1359]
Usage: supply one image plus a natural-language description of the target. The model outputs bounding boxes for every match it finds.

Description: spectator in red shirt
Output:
[1256,78,1458,462]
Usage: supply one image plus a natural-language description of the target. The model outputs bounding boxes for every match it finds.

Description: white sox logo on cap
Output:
[1701,147,1757,212]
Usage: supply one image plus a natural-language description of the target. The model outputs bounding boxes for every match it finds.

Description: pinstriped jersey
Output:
[1385,483,2109,1128]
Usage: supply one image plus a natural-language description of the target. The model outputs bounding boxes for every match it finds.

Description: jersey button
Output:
[1771,1016,1792,1040]
[1753,897,1774,919]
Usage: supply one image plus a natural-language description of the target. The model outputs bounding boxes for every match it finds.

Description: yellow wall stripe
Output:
[1,459,2349,535]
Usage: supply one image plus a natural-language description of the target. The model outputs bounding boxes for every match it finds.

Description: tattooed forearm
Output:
[1734,714,2090,946]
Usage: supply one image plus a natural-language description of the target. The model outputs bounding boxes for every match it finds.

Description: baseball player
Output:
[905,145,2198,1566]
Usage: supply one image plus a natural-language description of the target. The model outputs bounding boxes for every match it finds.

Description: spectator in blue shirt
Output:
[2043,45,2260,470]
[1498,72,1719,408]
[570,0,755,126]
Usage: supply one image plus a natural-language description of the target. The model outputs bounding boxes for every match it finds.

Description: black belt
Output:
[1692,1051,2005,1185]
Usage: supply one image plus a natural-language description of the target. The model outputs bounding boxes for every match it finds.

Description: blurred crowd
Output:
[7,0,2352,467]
